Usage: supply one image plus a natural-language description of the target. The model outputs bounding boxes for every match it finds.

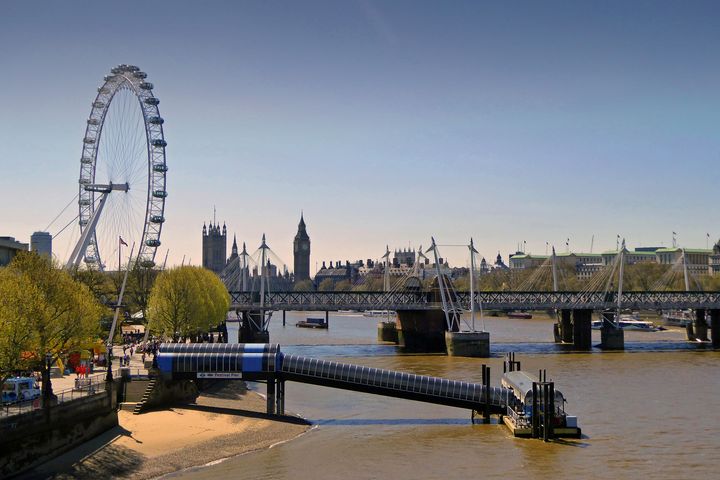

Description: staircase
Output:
[132,378,157,415]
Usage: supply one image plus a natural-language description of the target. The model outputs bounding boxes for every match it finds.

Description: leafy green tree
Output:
[334,279,352,291]
[293,279,314,291]
[317,278,335,291]
[147,266,229,340]
[0,252,102,389]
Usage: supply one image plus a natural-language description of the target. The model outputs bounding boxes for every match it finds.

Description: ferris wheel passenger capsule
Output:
[151,139,167,148]
[144,97,160,106]
[145,239,161,247]
[87,118,100,125]
[83,137,95,144]
[148,116,164,125]
[92,101,105,108]
[133,71,147,79]
[152,163,168,172]
[140,82,153,90]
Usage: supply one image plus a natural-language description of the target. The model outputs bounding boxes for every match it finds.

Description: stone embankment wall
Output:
[0,384,118,478]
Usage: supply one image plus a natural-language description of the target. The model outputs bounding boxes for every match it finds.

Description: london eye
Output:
[66,64,167,271]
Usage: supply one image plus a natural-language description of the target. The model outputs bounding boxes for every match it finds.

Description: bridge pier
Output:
[240,311,270,343]
[396,310,447,353]
[445,331,490,357]
[555,310,573,344]
[599,311,624,350]
[226,317,241,343]
[266,377,275,415]
[377,321,399,343]
[695,309,709,342]
[710,309,720,348]
[572,309,592,350]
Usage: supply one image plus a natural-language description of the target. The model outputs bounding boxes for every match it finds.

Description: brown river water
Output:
[170,312,720,480]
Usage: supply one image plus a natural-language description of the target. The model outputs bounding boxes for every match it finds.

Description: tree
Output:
[317,278,335,291]
[0,252,102,391]
[333,279,352,291]
[147,266,230,341]
[293,279,314,292]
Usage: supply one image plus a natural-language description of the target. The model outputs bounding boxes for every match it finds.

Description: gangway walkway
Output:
[157,343,506,415]
[280,354,505,413]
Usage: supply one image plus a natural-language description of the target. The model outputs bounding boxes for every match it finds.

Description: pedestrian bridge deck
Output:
[157,343,505,414]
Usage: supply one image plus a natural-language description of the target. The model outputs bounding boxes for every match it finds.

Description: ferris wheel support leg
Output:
[65,192,109,270]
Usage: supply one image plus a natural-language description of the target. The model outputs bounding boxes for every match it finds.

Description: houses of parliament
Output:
[202,214,310,284]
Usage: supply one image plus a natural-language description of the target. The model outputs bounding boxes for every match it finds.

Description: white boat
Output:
[363,310,396,317]
[592,315,658,331]
[662,310,694,327]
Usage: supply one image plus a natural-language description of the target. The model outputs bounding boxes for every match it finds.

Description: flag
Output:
[119,236,128,247]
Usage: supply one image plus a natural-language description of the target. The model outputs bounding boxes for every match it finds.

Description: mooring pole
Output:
[267,376,276,415]
[532,381,539,438]
[483,365,490,423]
[543,383,550,442]
[283,310,286,327]
[548,381,555,441]
[326,310,329,328]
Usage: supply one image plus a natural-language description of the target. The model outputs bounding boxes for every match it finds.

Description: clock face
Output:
[302,243,309,252]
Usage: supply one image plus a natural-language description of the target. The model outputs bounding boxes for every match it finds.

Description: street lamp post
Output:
[105,344,113,382]
[43,352,54,407]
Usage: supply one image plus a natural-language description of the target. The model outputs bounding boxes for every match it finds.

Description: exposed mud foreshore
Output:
[26,382,310,479]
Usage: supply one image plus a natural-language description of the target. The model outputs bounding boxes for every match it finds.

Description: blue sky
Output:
[1,1,719,271]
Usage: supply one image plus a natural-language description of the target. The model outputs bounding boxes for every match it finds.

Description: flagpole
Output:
[118,237,121,272]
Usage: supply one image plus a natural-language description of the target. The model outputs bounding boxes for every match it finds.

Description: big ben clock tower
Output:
[293,213,311,282]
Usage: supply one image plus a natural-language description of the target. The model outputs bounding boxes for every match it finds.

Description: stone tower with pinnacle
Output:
[293,212,311,282]
[202,220,227,274]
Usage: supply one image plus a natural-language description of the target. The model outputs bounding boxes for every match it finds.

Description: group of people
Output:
[74,364,91,378]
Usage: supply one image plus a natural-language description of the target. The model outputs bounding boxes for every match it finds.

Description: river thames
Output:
[171,312,720,480]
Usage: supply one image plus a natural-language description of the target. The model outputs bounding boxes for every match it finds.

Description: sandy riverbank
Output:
[27,382,310,479]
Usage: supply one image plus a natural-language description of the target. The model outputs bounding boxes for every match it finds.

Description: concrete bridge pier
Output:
[572,309,593,350]
[396,310,447,352]
[377,321,399,343]
[599,311,624,350]
[695,309,709,342]
[240,311,270,343]
[555,310,573,344]
[710,309,720,348]
[445,330,490,357]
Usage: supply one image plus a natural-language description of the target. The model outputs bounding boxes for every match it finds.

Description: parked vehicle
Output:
[2,377,41,404]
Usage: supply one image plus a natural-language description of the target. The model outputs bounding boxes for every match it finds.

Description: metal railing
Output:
[229,290,720,311]
[1,374,112,419]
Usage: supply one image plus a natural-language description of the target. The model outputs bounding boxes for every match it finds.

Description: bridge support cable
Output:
[427,238,463,332]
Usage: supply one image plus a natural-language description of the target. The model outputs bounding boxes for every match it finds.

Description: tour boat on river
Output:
[591,314,658,331]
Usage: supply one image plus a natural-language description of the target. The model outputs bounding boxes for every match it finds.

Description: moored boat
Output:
[662,310,694,327]
[507,312,532,319]
[296,317,328,329]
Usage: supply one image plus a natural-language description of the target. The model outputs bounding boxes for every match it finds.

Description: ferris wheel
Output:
[66,64,167,271]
